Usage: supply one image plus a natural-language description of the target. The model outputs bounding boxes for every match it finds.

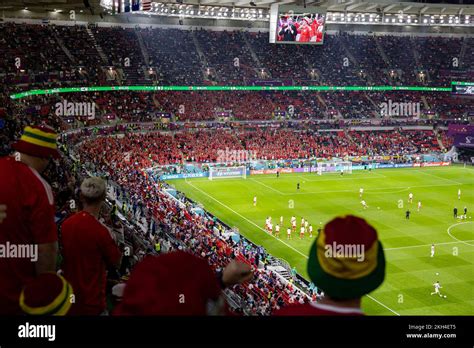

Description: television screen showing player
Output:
[275,8,326,44]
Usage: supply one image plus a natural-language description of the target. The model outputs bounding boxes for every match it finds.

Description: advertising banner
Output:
[448,124,474,137]
[454,134,474,148]
[161,173,207,180]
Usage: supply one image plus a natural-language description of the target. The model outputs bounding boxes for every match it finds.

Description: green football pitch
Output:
[168,166,474,315]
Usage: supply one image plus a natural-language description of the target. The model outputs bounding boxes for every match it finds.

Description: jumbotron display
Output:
[269,5,326,44]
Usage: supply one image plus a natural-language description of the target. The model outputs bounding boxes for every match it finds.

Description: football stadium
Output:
[0,0,473,342]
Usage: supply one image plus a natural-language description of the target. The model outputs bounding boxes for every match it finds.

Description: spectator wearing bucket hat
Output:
[114,251,253,315]
[20,273,74,316]
[61,177,122,315]
[0,125,60,314]
[275,215,385,315]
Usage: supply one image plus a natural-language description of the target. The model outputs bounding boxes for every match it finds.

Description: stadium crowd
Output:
[76,127,445,169]
[0,21,469,318]
[1,23,473,123]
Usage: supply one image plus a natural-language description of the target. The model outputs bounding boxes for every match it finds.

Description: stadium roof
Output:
[1,0,473,15]
[0,0,103,13]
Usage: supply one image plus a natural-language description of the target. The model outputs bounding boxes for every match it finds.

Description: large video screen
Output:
[270,5,326,45]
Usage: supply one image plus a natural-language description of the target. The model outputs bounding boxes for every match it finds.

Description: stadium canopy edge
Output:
[9,85,454,100]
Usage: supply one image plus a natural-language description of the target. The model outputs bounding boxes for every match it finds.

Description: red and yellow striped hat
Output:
[12,125,60,159]
[308,215,385,299]
[20,273,74,316]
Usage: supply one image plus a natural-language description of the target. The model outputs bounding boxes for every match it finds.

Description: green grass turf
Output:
[168,166,474,315]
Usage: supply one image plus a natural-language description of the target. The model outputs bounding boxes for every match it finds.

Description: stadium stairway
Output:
[266,256,293,282]
[344,128,357,145]
[374,34,391,67]
[316,93,328,109]
[135,30,150,66]
[338,35,358,70]
[52,29,76,65]
[433,128,446,151]
[459,37,468,68]
[421,95,430,111]
[365,93,381,117]
[409,37,422,67]
[242,32,263,68]
[190,31,208,68]
[86,28,109,65]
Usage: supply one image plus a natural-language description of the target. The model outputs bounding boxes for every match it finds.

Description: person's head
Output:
[307,215,386,303]
[80,177,107,208]
[12,125,60,173]
[114,251,224,315]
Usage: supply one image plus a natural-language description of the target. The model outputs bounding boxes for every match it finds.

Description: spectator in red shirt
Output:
[61,177,122,315]
[0,125,60,315]
[114,251,252,316]
[275,215,386,316]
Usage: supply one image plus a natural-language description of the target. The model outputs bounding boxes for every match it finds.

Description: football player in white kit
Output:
[287,227,292,240]
[359,187,364,198]
[458,188,461,200]
[309,224,313,237]
[300,226,305,239]
[361,200,368,209]
[430,243,435,257]
[253,196,257,206]
[408,192,413,204]
[275,223,280,238]
[417,201,422,212]
[431,281,445,297]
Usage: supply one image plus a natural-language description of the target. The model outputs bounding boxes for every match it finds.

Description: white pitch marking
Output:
[249,178,286,195]
[414,169,463,185]
[281,182,460,196]
[384,239,474,251]
[447,221,474,247]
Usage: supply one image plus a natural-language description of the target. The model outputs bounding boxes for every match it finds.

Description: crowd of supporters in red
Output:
[78,128,445,169]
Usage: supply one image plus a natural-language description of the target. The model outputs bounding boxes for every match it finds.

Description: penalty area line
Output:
[185,179,401,316]
[249,178,286,195]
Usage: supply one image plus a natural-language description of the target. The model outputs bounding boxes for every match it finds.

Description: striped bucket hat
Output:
[308,215,385,299]
[12,125,60,159]
[20,273,74,316]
